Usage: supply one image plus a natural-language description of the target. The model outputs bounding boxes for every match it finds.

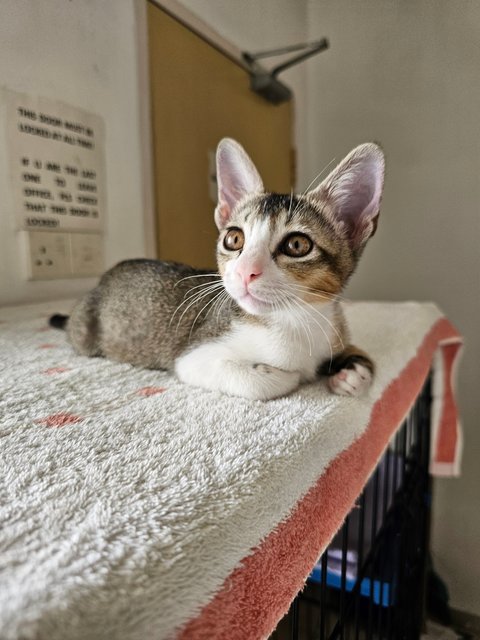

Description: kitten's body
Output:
[66,257,346,399]
[54,139,385,400]
[66,260,233,368]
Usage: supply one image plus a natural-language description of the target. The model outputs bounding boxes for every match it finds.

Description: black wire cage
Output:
[272,375,433,640]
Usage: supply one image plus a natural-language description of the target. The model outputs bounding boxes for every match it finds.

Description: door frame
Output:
[147,0,249,70]
[135,0,256,260]
[134,0,156,258]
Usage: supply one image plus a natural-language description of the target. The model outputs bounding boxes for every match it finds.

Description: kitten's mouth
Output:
[237,290,272,314]
[224,277,274,314]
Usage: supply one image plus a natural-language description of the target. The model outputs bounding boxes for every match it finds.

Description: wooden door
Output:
[147,2,294,269]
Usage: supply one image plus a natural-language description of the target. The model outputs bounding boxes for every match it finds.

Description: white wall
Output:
[304,0,480,615]
[0,0,149,306]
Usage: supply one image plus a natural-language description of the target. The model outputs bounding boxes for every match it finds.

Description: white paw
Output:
[174,345,301,400]
[328,363,372,397]
[250,363,301,400]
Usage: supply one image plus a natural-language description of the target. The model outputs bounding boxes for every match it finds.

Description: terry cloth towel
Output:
[0,300,462,640]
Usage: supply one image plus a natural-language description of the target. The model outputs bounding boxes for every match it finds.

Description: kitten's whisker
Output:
[173,281,224,307]
[181,281,224,301]
[286,189,294,222]
[283,285,345,347]
[287,282,345,302]
[169,283,225,326]
[298,308,336,364]
[273,286,333,361]
[174,273,221,288]
[213,291,231,326]
[301,157,337,197]
[175,272,220,282]
[290,198,304,219]
[290,299,314,357]
[287,288,338,304]
[290,156,337,218]
[210,289,229,322]
[171,286,223,331]
[289,302,313,357]
[287,300,306,349]
[182,279,224,294]
[188,289,226,341]
[273,293,314,357]
[273,283,341,317]
[299,299,343,351]
[168,289,226,330]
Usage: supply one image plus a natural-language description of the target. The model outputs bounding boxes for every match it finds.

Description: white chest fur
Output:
[174,302,342,400]
[175,303,339,400]
[222,301,339,381]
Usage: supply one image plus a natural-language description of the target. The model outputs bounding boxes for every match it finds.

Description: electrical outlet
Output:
[27,231,71,280]
[70,233,104,277]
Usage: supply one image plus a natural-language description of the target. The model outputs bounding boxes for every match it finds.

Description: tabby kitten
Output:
[51,138,385,401]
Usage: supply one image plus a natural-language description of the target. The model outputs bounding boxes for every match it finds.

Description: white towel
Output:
[0,300,462,640]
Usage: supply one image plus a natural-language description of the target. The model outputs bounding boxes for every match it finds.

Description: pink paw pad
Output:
[328,363,373,397]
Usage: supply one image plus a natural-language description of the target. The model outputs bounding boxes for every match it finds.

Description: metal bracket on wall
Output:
[243,38,329,105]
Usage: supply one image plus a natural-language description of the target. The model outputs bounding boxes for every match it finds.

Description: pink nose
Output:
[236,262,263,285]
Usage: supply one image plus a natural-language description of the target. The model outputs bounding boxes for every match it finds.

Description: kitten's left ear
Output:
[215,138,264,230]
[310,143,385,251]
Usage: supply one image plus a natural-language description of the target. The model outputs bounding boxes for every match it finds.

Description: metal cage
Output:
[272,375,432,640]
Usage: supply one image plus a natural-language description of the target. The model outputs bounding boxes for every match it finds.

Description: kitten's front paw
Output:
[252,363,301,400]
[328,362,372,397]
[252,363,279,375]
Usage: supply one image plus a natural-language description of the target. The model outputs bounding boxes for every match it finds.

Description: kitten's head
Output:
[215,138,385,316]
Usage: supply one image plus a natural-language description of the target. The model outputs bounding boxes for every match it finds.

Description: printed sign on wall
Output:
[6,90,106,232]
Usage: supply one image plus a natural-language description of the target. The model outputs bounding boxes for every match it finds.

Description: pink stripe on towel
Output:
[436,343,459,462]
[178,317,462,640]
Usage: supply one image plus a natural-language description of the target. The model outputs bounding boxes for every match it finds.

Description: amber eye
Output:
[281,233,313,258]
[223,228,244,251]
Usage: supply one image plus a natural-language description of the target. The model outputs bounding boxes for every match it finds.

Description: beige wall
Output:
[304,0,480,614]
[0,0,151,306]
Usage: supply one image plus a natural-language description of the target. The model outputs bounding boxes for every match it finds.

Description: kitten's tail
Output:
[49,313,69,330]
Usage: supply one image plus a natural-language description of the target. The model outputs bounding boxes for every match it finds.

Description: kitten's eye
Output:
[223,228,244,251]
[281,233,313,258]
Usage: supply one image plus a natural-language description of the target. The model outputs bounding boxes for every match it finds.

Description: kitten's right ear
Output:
[215,138,264,230]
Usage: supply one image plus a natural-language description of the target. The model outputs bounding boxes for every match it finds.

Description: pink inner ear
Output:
[335,177,381,247]
[339,182,376,221]
[215,139,264,229]
[215,201,231,229]
[311,144,385,248]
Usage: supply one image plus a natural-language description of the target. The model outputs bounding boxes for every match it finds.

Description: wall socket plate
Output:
[27,231,71,280]
[26,230,104,280]
[70,233,103,277]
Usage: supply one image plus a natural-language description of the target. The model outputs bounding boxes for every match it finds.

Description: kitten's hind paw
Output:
[320,345,374,398]
[328,362,372,397]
